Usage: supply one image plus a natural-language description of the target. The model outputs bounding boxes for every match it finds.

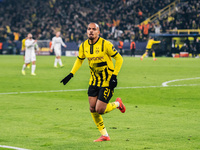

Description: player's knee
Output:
[90,106,95,113]
[96,108,105,115]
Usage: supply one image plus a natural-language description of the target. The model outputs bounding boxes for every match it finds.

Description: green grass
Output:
[0,55,200,150]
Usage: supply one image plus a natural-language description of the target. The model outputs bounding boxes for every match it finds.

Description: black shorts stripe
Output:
[102,40,105,52]
[111,52,118,57]
[99,72,103,87]
[105,68,108,81]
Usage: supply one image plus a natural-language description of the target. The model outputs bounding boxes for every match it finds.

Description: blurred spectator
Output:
[0,0,199,43]
[171,39,179,54]
[130,39,136,56]
[192,38,200,58]
[142,23,150,40]
[118,38,124,56]
[154,23,162,34]
[0,0,176,42]
[180,43,189,52]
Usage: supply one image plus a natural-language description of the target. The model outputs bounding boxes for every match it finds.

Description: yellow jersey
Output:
[146,39,161,49]
[21,39,26,51]
[71,37,123,87]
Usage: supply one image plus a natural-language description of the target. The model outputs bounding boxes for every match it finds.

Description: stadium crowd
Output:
[0,0,199,44]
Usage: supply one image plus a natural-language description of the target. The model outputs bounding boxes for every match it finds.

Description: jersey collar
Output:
[88,37,100,45]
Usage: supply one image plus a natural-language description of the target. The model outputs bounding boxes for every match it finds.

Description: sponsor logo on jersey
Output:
[88,57,104,61]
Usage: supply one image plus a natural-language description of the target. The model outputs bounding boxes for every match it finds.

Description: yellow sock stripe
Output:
[104,102,117,114]
[91,112,105,131]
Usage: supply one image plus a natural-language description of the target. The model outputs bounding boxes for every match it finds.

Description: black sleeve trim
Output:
[108,67,114,72]
[111,52,118,57]
[102,40,105,52]
[77,56,85,60]
[82,41,84,52]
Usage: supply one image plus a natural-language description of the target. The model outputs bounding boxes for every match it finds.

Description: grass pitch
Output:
[0,55,200,150]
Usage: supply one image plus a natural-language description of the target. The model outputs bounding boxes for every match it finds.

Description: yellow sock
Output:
[100,128,108,136]
[152,51,155,58]
[27,63,30,69]
[104,102,118,114]
[142,52,147,58]
[91,112,108,136]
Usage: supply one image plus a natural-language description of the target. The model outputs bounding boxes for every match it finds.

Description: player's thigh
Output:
[96,87,114,114]
[88,96,98,112]
[88,85,99,112]
[55,49,61,56]
[25,51,31,64]
[98,87,114,104]
[95,100,108,114]
[31,51,36,62]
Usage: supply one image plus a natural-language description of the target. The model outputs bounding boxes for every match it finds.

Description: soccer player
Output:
[21,37,30,68]
[50,31,67,68]
[140,37,161,61]
[21,33,39,76]
[61,23,126,142]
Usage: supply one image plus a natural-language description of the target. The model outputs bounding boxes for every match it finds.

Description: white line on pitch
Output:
[0,84,200,95]
[162,77,200,87]
[0,145,30,150]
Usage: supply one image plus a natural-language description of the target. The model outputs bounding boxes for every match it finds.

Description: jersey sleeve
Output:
[60,38,66,47]
[106,41,118,57]
[77,43,86,60]
[70,42,85,75]
[35,43,39,51]
[106,41,123,75]
[153,40,161,44]
[51,38,55,50]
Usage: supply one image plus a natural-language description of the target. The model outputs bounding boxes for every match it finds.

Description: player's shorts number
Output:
[104,88,110,100]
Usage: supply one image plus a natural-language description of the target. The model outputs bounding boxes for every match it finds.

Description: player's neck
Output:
[89,37,99,45]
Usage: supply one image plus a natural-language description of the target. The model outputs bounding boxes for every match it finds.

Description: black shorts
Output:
[88,85,114,103]
[146,48,151,52]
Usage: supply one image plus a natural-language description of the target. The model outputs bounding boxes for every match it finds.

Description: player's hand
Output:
[50,49,53,53]
[60,73,73,85]
[64,45,67,48]
[109,74,117,89]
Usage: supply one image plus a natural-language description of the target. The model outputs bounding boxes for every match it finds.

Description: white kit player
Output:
[21,33,39,76]
[50,31,67,68]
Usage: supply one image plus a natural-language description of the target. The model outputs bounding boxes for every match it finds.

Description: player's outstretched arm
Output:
[60,57,84,85]
[60,73,73,85]
[109,53,123,89]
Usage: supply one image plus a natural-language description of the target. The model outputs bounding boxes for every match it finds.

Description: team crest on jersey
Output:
[112,46,117,51]
[95,47,100,54]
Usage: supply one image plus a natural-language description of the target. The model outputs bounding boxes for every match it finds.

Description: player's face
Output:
[87,23,100,40]
[56,32,60,37]
[28,34,32,39]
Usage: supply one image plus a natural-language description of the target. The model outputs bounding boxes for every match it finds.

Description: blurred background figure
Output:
[50,31,66,68]
[21,33,39,76]
[130,39,136,57]
[140,37,161,61]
